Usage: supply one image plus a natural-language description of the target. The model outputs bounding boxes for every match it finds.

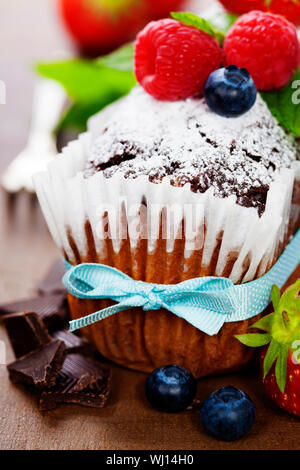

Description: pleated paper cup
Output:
[34,132,300,378]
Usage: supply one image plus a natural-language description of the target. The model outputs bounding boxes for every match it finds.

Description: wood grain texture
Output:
[0,0,300,451]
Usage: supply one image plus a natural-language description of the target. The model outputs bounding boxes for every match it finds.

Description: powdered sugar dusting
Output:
[85,86,299,215]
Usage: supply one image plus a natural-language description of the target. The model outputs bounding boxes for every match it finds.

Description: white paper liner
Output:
[34,128,300,285]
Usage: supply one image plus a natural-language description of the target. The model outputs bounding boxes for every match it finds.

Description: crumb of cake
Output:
[85,86,299,216]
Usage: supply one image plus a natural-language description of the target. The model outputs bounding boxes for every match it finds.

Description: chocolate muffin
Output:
[34,86,300,378]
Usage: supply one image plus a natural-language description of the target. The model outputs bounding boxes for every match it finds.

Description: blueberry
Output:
[200,386,256,441]
[145,365,197,413]
[204,65,257,118]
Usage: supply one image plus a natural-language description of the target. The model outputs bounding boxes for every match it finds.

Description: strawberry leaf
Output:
[278,279,300,315]
[271,285,281,311]
[270,279,300,345]
[171,12,225,45]
[250,312,276,332]
[235,333,271,347]
[263,338,280,379]
[275,344,288,393]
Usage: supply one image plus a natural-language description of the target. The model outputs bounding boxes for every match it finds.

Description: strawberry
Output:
[236,280,300,417]
[219,0,300,26]
[145,0,185,18]
[58,0,186,55]
[269,0,300,26]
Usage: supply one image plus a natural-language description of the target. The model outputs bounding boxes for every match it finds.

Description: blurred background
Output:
[0,0,212,174]
[0,0,212,300]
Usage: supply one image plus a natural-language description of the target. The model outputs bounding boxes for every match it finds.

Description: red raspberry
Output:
[220,0,300,26]
[134,19,223,101]
[224,11,299,91]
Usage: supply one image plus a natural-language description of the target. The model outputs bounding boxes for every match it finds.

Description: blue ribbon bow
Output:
[64,230,300,336]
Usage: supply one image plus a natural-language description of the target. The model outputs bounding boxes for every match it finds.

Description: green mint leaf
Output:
[36,60,136,102]
[271,285,281,311]
[235,333,271,347]
[203,10,238,34]
[36,59,136,130]
[96,42,134,72]
[249,312,276,332]
[261,69,300,137]
[171,12,225,45]
[275,344,288,393]
[57,99,116,132]
[263,338,280,379]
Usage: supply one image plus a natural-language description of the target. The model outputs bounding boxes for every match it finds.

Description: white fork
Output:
[1,79,65,193]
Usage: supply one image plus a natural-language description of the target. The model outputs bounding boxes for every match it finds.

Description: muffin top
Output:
[85,86,299,215]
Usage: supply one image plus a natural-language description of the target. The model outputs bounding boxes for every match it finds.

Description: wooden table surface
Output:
[0,0,300,451]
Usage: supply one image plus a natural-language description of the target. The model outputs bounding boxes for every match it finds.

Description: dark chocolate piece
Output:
[52,329,95,355]
[8,340,66,389]
[37,259,66,296]
[3,311,51,358]
[39,354,111,411]
[0,293,68,332]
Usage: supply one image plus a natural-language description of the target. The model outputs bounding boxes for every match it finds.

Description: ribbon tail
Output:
[165,303,228,336]
[69,296,145,332]
[163,290,236,336]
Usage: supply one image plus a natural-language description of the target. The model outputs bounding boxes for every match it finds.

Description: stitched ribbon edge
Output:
[63,229,300,336]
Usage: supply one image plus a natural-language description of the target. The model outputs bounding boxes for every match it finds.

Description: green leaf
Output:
[36,60,136,102]
[275,344,288,393]
[57,99,118,132]
[261,69,300,137]
[171,12,225,45]
[263,338,280,379]
[203,11,238,34]
[278,279,300,314]
[271,285,281,311]
[96,42,134,72]
[267,279,300,348]
[235,333,271,347]
[36,58,136,131]
[235,280,300,373]
[249,312,276,332]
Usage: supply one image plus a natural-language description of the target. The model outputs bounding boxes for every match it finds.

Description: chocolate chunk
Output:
[8,340,66,390]
[39,354,111,411]
[37,259,66,296]
[0,293,68,332]
[3,311,51,358]
[52,329,95,355]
